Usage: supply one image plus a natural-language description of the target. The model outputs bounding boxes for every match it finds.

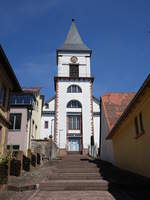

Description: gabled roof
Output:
[57,19,91,53]
[107,74,150,139]
[0,44,21,92]
[101,92,135,131]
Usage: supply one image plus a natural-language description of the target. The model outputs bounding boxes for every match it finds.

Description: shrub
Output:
[0,152,11,184]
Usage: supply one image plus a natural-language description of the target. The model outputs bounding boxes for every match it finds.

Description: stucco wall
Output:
[31,94,43,139]
[56,80,93,150]
[0,63,13,155]
[101,105,115,164]
[8,108,28,155]
[41,115,55,139]
[112,88,150,177]
[40,98,55,139]
[57,52,91,77]
[93,99,100,148]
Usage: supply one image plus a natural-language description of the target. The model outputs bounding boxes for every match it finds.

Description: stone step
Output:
[57,164,97,168]
[40,180,108,191]
[49,172,102,180]
[33,191,115,200]
[60,160,90,164]
[57,167,99,173]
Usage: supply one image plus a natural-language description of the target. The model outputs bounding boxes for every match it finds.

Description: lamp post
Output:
[50,119,54,138]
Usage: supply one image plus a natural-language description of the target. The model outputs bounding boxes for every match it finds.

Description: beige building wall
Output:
[112,88,150,177]
[31,93,43,139]
[0,65,13,155]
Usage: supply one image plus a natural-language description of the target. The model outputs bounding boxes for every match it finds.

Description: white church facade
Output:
[41,20,100,156]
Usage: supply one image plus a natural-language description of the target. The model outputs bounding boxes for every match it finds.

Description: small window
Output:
[139,112,144,133]
[69,65,79,78]
[9,113,22,130]
[67,85,82,93]
[7,145,19,151]
[13,145,20,150]
[134,117,139,137]
[44,121,48,129]
[67,100,82,108]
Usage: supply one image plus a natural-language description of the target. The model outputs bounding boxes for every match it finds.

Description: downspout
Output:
[28,110,32,149]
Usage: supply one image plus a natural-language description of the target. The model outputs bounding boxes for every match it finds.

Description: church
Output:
[41,20,100,156]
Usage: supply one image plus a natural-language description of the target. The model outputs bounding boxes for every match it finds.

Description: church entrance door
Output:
[68,137,80,152]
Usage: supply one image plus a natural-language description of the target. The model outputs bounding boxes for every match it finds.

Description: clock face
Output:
[71,56,78,63]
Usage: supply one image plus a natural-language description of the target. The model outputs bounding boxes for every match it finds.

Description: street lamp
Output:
[50,119,54,138]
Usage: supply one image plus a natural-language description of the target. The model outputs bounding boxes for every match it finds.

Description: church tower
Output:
[54,19,94,156]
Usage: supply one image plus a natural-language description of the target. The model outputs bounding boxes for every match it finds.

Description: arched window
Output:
[67,85,82,93]
[67,100,82,108]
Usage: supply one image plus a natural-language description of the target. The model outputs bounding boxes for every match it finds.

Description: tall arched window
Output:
[67,85,82,93]
[67,100,82,108]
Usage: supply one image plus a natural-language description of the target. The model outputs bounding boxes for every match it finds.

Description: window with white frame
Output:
[67,85,82,93]
[9,113,22,130]
[68,115,80,130]
[67,100,82,108]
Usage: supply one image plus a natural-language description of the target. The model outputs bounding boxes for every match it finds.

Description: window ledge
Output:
[9,129,21,132]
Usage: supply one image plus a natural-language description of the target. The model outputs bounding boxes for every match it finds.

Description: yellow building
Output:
[23,87,44,140]
[0,45,21,156]
[107,74,150,177]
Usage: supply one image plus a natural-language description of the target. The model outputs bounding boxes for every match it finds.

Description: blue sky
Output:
[0,0,150,100]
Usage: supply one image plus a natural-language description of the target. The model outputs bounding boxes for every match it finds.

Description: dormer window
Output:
[69,65,79,78]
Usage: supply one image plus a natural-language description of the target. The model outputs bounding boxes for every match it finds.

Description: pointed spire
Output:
[57,20,91,53]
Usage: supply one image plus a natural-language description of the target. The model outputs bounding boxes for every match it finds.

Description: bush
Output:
[0,151,12,184]
[23,155,30,171]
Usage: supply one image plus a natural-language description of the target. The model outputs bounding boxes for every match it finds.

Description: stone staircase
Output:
[39,154,109,191]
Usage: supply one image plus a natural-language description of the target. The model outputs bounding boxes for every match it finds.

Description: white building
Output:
[41,20,100,156]
[40,96,55,140]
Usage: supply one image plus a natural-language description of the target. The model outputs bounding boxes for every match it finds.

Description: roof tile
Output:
[102,93,135,130]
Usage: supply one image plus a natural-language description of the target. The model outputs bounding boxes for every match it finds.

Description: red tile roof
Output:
[107,74,150,139]
[101,92,135,131]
